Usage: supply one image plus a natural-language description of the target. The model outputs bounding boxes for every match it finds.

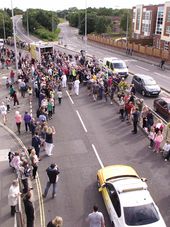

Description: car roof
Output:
[112,178,153,207]
[157,97,170,103]
[98,165,139,182]
[134,74,154,80]
[103,57,126,63]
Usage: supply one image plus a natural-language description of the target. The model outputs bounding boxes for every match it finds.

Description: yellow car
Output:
[97,165,166,227]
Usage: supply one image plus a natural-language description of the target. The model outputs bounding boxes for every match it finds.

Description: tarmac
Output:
[0,43,169,227]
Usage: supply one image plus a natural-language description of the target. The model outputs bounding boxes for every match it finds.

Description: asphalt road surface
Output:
[14,18,170,226]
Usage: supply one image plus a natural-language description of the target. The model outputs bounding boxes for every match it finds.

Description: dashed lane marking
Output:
[92,144,104,169]
[66,90,74,104]
[76,110,87,133]
[135,65,149,71]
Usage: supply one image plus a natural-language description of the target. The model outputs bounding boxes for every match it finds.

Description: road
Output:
[14,19,170,226]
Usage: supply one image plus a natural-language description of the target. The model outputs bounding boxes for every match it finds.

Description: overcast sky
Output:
[1,0,166,11]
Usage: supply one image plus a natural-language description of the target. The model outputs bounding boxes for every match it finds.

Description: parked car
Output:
[132,74,161,97]
[153,97,170,121]
[97,165,166,227]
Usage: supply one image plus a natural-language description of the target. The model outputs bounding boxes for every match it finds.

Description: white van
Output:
[103,57,129,78]
[0,39,4,49]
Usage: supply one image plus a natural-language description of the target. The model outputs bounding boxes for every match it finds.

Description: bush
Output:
[35,27,60,41]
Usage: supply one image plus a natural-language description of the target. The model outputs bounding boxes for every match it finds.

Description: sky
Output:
[0,0,166,11]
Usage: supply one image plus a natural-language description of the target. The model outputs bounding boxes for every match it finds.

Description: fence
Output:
[87,34,170,61]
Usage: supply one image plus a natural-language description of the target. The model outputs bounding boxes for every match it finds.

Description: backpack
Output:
[24,165,32,177]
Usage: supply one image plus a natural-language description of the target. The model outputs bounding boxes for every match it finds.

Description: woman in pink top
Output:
[15,111,22,134]
[153,130,163,153]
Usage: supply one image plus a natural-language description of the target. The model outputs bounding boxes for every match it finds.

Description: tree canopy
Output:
[0,10,13,39]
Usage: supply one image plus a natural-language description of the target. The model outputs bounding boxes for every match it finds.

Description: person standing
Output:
[61,73,67,88]
[15,111,22,134]
[30,148,39,179]
[23,111,32,132]
[74,76,80,95]
[86,205,105,227]
[32,132,41,158]
[10,69,15,84]
[23,191,34,227]
[47,216,63,227]
[57,89,62,105]
[8,180,20,216]
[0,102,7,125]
[43,163,60,199]
[132,107,140,134]
[45,126,55,156]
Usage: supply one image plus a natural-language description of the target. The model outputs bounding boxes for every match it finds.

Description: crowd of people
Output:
[0,42,169,227]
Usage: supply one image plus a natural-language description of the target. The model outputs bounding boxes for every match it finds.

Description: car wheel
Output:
[141,90,146,96]
[97,176,100,188]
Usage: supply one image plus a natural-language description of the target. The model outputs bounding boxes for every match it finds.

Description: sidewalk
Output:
[0,124,20,227]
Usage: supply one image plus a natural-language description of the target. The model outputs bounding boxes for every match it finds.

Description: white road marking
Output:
[0,149,10,161]
[124,59,137,62]
[135,65,149,71]
[66,90,74,104]
[76,110,87,133]
[92,144,104,168]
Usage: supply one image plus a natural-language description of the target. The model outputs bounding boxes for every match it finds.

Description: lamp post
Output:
[84,0,87,52]
[26,10,29,37]
[2,10,6,40]
[126,13,129,48]
[11,0,18,76]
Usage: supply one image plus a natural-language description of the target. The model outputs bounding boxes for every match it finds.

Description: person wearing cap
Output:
[42,163,60,198]
[8,179,20,216]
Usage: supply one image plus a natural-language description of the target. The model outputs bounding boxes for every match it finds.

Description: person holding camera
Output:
[42,163,60,199]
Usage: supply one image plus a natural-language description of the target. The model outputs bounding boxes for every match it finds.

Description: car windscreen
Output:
[124,203,160,225]
[113,62,126,69]
[143,78,156,86]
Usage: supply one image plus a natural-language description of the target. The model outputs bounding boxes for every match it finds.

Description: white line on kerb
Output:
[66,90,74,104]
[76,110,87,133]
[135,65,149,71]
[92,144,104,169]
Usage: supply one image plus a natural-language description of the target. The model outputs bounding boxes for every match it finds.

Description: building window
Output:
[167,11,170,22]
[164,41,169,50]
[136,8,141,30]
[166,26,170,35]
[155,7,164,35]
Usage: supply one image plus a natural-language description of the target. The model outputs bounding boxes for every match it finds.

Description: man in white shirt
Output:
[86,205,105,227]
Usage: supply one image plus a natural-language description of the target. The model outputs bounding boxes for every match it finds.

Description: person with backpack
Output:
[42,163,60,199]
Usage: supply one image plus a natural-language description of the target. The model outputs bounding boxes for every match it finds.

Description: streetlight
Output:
[84,0,87,52]
[2,9,6,40]
[26,10,29,37]
[126,13,129,48]
[11,0,18,76]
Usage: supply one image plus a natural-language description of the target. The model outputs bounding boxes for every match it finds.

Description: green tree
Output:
[0,10,13,38]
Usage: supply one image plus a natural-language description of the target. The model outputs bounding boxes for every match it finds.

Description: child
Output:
[162,141,170,161]
[148,126,155,149]
[5,96,11,112]
[153,130,163,153]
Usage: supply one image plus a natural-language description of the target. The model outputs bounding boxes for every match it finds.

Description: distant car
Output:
[153,97,170,121]
[97,165,166,227]
[132,74,161,97]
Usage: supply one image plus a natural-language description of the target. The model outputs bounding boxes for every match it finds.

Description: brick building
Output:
[154,2,170,50]
[132,5,158,39]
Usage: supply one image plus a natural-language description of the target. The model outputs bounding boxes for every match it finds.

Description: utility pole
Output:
[26,10,29,36]
[84,0,87,52]
[11,0,18,76]
[2,10,6,40]
[126,13,129,48]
